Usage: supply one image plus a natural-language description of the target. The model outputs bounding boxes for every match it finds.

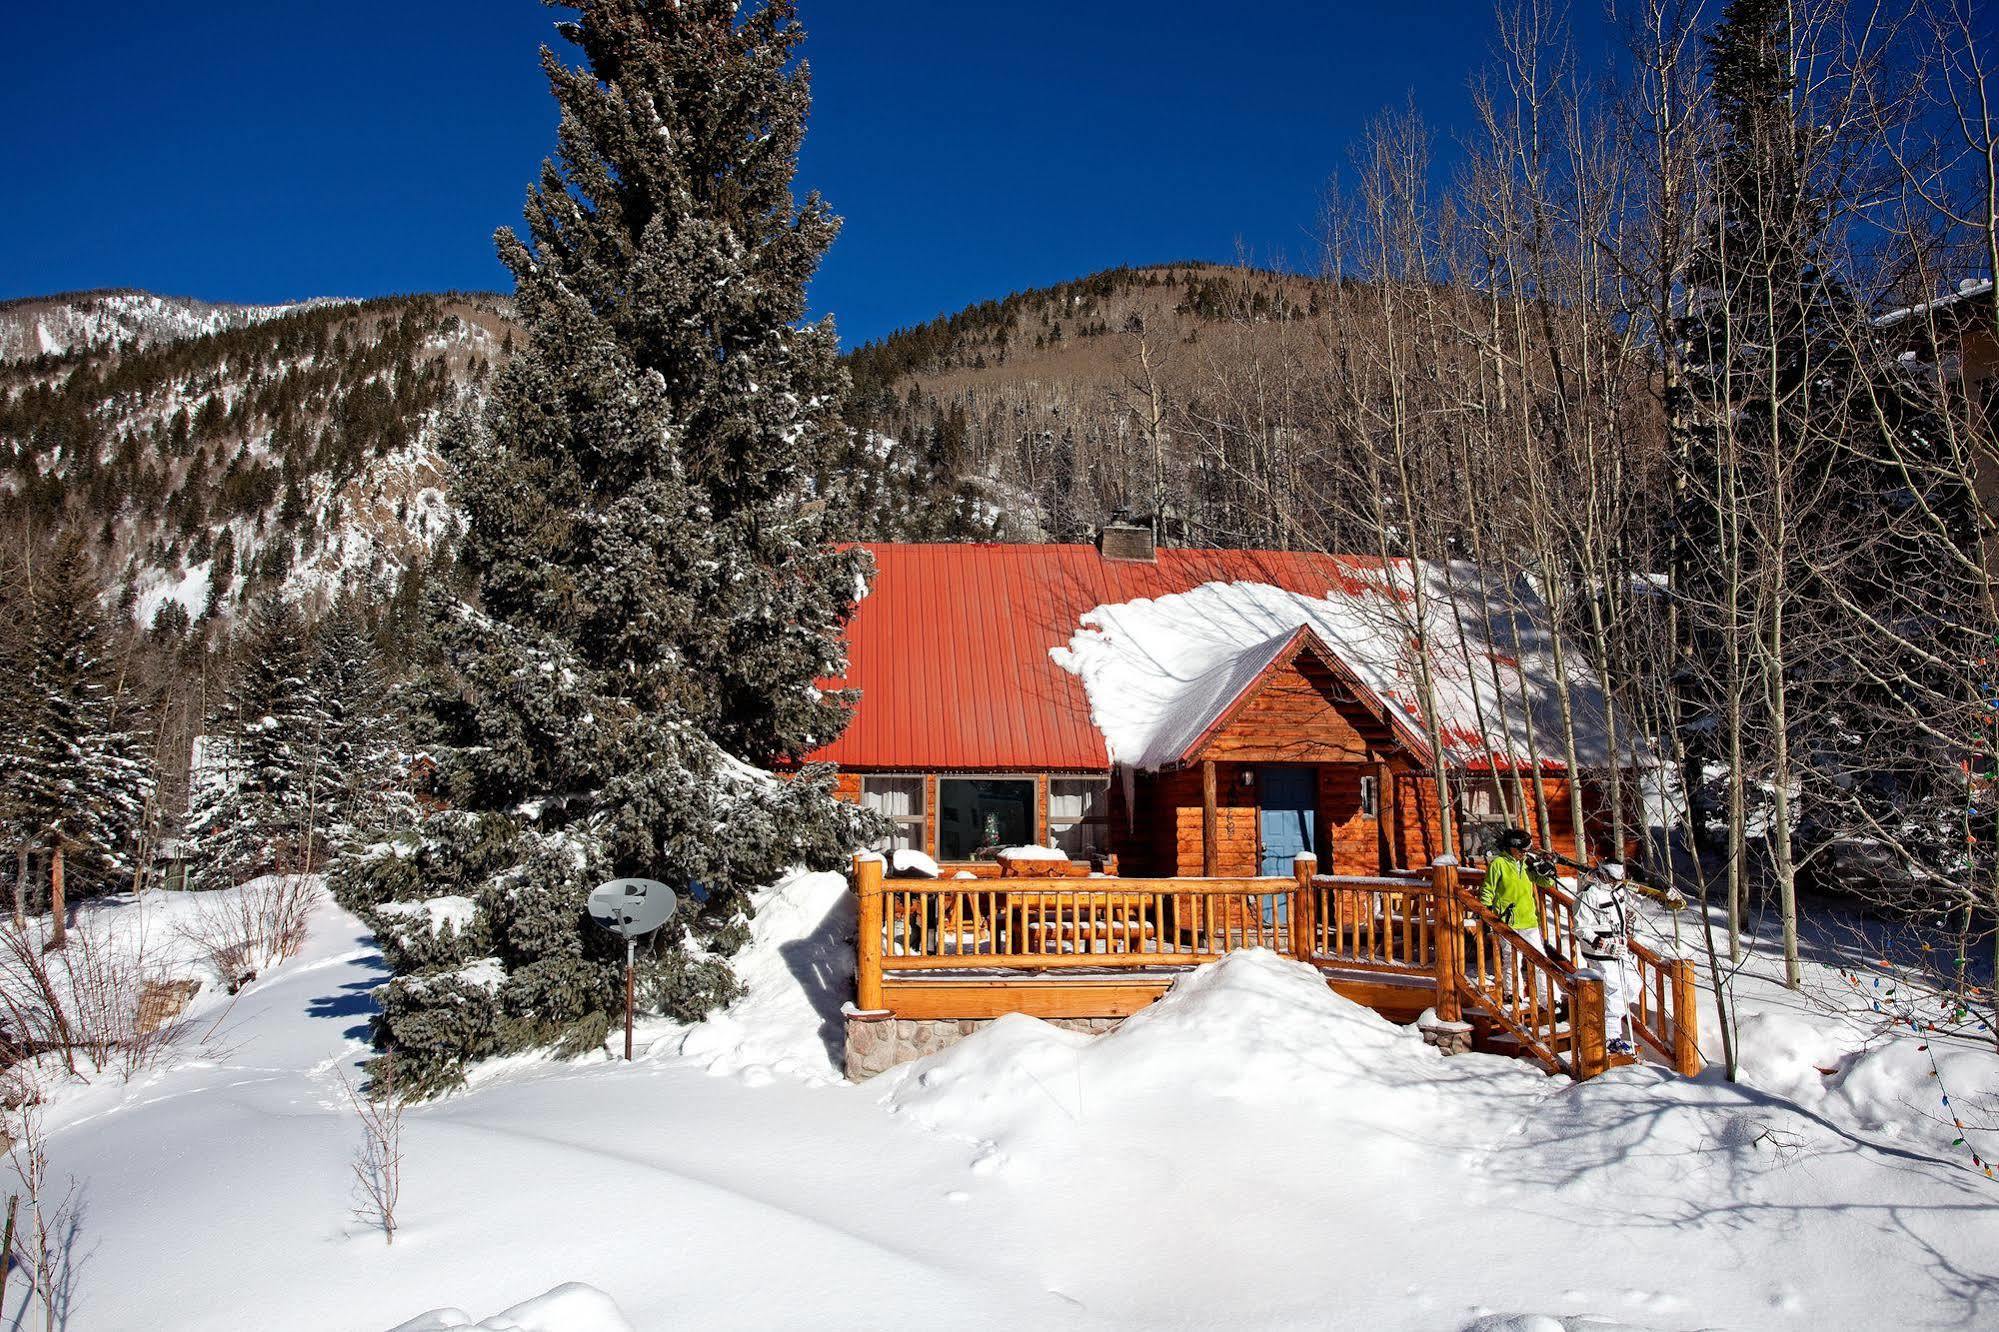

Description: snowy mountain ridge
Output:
[0,289,347,364]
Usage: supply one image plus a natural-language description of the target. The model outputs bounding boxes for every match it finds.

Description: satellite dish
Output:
[588,878,679,940]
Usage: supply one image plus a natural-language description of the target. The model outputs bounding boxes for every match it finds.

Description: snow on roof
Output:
[1875,276,1995,329]
[1052,565,1629,773]
[1052,619,1311,770]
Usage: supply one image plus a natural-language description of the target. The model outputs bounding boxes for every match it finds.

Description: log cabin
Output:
[816,528,1694,1082]
[816,526,1625,878]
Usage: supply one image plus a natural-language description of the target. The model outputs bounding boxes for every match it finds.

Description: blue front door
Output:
[1258,767,1317,876]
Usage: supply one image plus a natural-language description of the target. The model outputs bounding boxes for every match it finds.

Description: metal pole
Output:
[624,938,636,1062]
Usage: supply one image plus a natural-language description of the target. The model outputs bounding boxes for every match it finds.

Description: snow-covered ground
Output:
[13,876,1999,1331]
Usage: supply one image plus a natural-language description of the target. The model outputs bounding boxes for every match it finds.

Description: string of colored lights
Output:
[1841,969,1994,1179]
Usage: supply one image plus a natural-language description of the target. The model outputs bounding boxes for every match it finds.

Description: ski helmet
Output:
[1496,827,1532,854]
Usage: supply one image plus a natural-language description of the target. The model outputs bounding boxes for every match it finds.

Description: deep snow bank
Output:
[884,949,1544,1174]
[666,868,854,1084]
[27,884,1999,1331]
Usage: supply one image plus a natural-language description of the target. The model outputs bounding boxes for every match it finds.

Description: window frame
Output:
[1455,785,1512,856]
[936,774,1041,861]
[1047,775,1111,858]
[859,774,927,853]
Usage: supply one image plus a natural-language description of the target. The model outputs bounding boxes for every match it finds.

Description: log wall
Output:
[1201,657,1375,763]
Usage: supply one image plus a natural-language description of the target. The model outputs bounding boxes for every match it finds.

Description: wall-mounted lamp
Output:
[1240,770,1256,788]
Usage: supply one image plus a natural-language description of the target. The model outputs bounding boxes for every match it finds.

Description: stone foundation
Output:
[844,1006,1123,1081]
[136,979,202,1036]
[1418,1016,1475,1056]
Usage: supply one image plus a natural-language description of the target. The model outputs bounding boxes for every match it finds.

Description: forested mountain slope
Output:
[0,292,518,636]
[0,265,1301,634]
[847,261,1325,544]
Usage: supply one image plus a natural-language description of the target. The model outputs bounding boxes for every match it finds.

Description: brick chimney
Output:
[1097,517,1157,563]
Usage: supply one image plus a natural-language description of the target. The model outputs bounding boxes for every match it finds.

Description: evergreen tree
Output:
[0,549,39,886]
[338,0,879,1095]
[188,597,329,888]
[312,599,412,853]
[8,531,151,897]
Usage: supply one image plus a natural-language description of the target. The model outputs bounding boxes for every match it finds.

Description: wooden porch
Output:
[852,854,1703,1081]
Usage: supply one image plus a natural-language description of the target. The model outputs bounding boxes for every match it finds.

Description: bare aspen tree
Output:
[1310,109,1473,855]
[7,1099,80,1332]
[1119,316,1174,542]
[342,1061,407,1245]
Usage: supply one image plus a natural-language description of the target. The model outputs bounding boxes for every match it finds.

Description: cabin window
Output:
[1456,785,1510,855]
[860,776,925,852]
[938,778,1034,860]
[1358,775,1380,818]
[1048,778,1109,857]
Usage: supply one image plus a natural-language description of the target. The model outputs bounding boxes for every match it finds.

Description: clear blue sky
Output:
[1,1,1538,347]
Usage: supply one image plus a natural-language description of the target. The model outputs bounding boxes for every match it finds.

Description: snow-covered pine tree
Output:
[0,550,33,893]
[188,597,330,888]
[9,531,151,900]
[339,0,879,1095]
[311,599,412,854]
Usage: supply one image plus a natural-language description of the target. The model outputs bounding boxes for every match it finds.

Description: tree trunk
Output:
[46,846,65,952]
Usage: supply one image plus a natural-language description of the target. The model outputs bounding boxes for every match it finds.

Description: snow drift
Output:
[884,949,1514,1165]
[388,1283,634,1332]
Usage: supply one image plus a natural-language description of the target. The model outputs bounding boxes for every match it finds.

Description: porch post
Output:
[1432,857,1462,1024]
[1671,958,1703,1077]
[1291,852,1317,960]
[1201,760,1218,877]
[854,854,885,1013]
[1573,971,1608,1079]
[1382,764,1402,871]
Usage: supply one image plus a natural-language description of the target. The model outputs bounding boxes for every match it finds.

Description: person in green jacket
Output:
[1482,826,1550,956]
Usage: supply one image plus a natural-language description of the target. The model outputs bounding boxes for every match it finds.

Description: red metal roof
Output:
[812,543,1390,772]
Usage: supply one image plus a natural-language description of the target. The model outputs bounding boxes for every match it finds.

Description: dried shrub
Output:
[173,875,318,989]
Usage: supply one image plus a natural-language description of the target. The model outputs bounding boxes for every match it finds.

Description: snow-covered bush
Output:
[372,966,507,1094]
[371,894,488,974]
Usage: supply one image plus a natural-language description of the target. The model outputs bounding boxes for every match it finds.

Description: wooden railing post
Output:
[1201,761,1218,877]
[1572,970,1607,1079]
[854,853,885,1013]
[1291,853,1317,960]
[1432,858,1462,1024]
[1671,958,1703,1077]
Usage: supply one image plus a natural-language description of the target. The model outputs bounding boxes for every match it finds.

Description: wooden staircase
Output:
[1439,863,1702,1080]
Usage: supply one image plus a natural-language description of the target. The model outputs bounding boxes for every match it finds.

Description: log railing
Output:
[1437,861,1605,1078]
[1531,876,1703,1078]
[1306,874,1438,974]
[852,854,1701,1079]
[1628,937,1703,1077]
[859,860,1308,981]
